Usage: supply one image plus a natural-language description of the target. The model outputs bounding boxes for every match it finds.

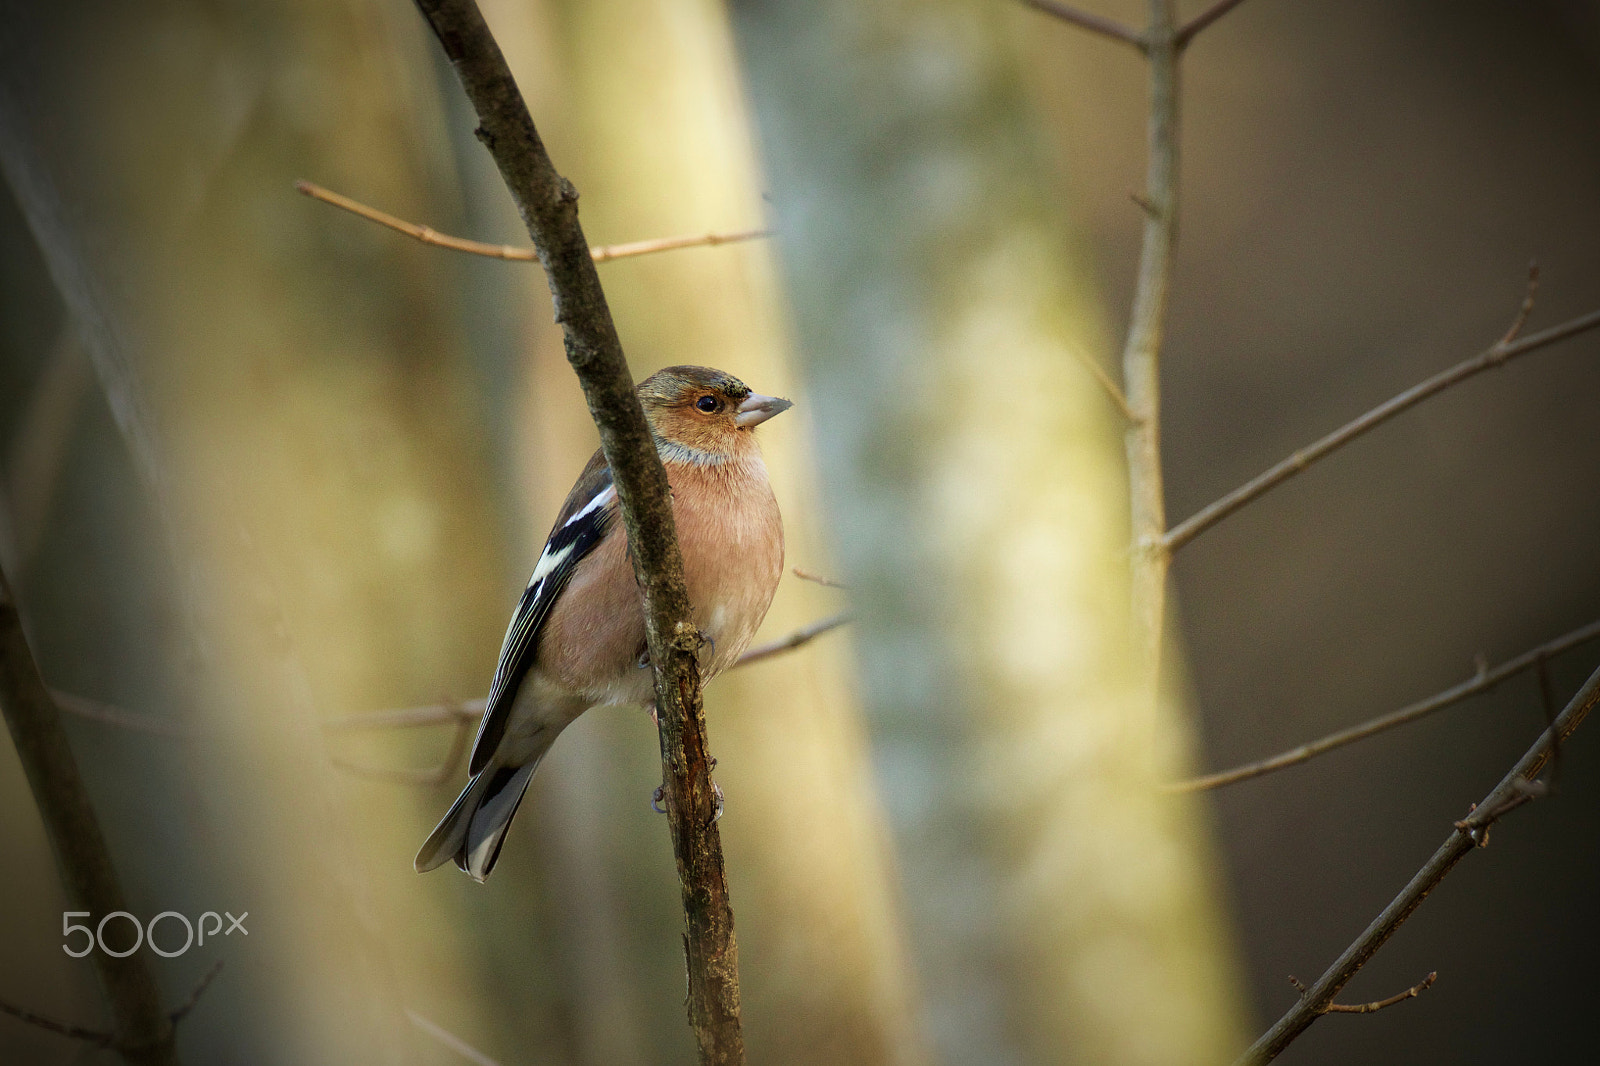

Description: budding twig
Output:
[1287,970,1437,1015]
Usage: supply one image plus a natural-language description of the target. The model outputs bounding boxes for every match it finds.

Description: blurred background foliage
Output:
[0,1,1596,1065]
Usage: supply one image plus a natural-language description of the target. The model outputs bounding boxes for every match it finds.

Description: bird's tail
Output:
[414,756,542,882]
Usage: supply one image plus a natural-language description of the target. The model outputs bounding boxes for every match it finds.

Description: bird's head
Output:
[638,365,793,463]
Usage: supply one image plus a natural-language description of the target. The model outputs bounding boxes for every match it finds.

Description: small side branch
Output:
[50,688,198,738]
[297,180,766,265]
[407,1009,502,1066]
[1170,618,1600,791]
[1071,349,1139,422]
[1164,303,1600,554]
[0,959,221,1052]
[0,998,114,1048]
[1235,660,1600,1064]
[1022,0,1146,50]
[1287,971,1437,1015]
[164,961,224,1027]
[1175,0,1252,48]
[736,613,851,667]
[58,609,849,744]
[329,717,472,786]
[590,229,769,263]
[791,567,848,589]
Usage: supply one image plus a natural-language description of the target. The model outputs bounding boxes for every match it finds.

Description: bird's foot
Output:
[650,759,724,821]
[646,700,658,727]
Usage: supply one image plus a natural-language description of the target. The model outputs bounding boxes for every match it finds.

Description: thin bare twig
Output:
[164,961,224,1027]
[1164,304,1600,554]
[791,567,848,590]
[0,998,114,1048]
[1534,653,1563,788]
[1287,971,1437,1015]
[323,698,484,732]
[1237,660,1600,1063]
[56,605,844,739]
[0,937,220,1051]
[1175,0,1252,47]
[407,1010,502,1066]
[297,180,766,265]
[1022,0,1146,49]
[329,717,472,786]
[1170,618,1600,791]
[590,229,770,263]
[1498,262,1539,345]
[736,613,851,666]
[50,688,199,738]
[1070,348,1139,422]
[410,2,743,1061]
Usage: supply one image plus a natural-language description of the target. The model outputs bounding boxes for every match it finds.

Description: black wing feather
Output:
[468,451,615,774]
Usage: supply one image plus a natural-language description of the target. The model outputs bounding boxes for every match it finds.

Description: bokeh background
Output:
[1,1,1596,1064]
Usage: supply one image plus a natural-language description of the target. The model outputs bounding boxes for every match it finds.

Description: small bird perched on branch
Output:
[416,365,791,881]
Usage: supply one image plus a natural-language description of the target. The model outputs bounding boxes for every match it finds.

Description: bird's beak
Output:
[734,393,793,428]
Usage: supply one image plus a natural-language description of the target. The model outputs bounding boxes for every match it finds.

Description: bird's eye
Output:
[695,395,718,413]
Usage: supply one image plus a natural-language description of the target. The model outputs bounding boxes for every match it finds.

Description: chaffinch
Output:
[416,365,792,882]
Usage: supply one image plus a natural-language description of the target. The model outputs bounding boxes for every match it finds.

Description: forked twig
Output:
[1287,971,1437,1015]
[1498,262,1539,345]
[1171,619,1600,791]
[297,180,767,265]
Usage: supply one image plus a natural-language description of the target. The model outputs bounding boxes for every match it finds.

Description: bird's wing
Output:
[469,448,616,774]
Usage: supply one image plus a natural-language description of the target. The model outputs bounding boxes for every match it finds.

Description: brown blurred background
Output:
[1018,1,1600,1063]
[0,0,1596,1064]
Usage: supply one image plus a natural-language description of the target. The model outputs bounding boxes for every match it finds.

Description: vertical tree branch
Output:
[407,2,742,1062]
[1123,0,1180,674]
[0,562,178,1066]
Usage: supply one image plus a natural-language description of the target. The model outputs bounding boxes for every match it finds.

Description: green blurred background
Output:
[0,1,1596,1064]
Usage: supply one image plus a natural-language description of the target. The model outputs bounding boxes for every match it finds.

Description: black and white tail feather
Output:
[415,454,616,882]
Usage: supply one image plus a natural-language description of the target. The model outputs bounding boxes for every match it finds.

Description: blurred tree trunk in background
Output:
[729,1,1249,1063]
[477,1,929,1063]
[0,0,569,1061]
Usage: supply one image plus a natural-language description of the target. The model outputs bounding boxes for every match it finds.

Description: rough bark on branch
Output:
[408,2,743,1061]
